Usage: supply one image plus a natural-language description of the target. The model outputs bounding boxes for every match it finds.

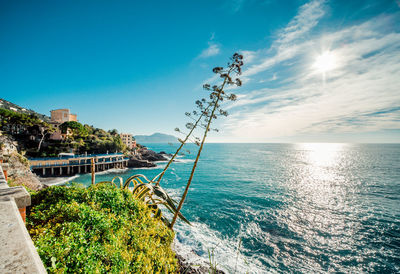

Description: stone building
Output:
[50,109,77,123]
[120,133,136,149]
[49,109,78,140]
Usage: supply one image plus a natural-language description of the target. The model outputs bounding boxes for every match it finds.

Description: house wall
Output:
[49,109,78,140]
[50,109,70,123]
[120,133,136,149]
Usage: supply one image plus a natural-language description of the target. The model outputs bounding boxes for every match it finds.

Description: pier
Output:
[29,153,129,176]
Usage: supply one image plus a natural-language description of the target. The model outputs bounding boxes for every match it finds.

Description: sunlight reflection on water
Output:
[70,143,400,273]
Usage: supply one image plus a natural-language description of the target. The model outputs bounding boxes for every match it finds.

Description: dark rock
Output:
[140,149,168,162]
[127,158,156,168]
[176,254,225,274]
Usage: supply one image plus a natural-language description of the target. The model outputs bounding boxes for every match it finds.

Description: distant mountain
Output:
[0,98,50,122]
[134,133,178,143]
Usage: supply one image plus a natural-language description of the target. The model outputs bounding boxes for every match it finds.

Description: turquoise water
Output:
[68,143,400,273]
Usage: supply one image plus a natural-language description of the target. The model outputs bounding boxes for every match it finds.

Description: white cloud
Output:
[216,4,400,142]
[240,50,258,64]
[199,43,220,58]
[277,0,326,46]
[243,0,326,77]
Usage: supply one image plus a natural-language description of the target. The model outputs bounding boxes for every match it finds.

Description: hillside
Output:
[134,133,178,143]
[0,98,50,122]
[0,99,125,157]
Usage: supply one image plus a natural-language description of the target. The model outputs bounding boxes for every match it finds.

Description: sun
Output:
[313,51,337,73]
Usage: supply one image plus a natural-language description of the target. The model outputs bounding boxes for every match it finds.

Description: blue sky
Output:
[1,0,399,142]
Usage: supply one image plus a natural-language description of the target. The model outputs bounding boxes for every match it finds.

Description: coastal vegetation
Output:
[27,184,177,273]
[0,107,50,136]
[97,174,190,227]
[59,122,126,155]
[0,107,127,157]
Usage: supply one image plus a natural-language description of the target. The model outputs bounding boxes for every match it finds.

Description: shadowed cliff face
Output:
[0,134,44,191]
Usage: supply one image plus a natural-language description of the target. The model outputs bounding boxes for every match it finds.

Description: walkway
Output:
[29,153,129,176]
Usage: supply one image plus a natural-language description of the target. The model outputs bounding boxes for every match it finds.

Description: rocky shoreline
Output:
[127,148,169,168]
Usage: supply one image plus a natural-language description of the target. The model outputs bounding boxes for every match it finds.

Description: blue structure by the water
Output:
[28,152,125,161]
[68,143,400,273]
[29,153,128,176]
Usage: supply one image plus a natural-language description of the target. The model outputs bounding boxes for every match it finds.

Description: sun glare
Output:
[313,51,337,73]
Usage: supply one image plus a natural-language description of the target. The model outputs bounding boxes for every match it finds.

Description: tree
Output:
[37,123,55,152]
[0,108,45,135]
[59,121,88,141]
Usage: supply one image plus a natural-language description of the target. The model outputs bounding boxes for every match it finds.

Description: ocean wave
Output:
[40,174,81,186]
[132,165,166,170]
[95,168,130,175]
[169,168,182,182]
[172,220,267,273]
[174,158,195,164]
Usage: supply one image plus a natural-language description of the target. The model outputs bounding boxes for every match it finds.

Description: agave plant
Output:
[95,53,243,230]
[96,174,190,227]
[162,53,243,229]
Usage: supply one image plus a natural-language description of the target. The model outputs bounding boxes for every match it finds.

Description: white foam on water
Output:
[169,168,182,182]
[171,219,268,273]
[174,158,195,164]
[95,168,129,175]
[131,164,165,170]
[41,174,81,186]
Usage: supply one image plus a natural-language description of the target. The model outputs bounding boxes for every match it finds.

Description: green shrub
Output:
[27,184,177,273]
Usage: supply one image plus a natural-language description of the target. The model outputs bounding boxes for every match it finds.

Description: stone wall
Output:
[0,161,47,273]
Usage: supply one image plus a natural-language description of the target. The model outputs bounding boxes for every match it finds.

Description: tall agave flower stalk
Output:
[168,53,244,229]
[152,104,211,185]
[98,53,243,230]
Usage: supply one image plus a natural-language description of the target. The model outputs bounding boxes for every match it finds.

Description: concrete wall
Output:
[0,164,47,273]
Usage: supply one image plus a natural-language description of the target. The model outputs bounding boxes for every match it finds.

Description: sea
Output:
[66,143,400,273]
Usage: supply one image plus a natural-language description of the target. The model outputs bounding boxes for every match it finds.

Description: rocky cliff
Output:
[0,133,44,191]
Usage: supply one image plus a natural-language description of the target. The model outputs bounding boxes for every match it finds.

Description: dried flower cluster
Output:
[152,53,244,229]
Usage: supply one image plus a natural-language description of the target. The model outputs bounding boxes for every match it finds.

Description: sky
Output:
[1,0,399,143]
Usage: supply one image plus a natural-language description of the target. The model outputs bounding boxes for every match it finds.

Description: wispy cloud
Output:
[277,0,326,46]
[198,33,221,58]
[199,43,220,58]
[226,0,246,13]
[243,0,326,77]
[240,50,258,64]
[216,1,400,142]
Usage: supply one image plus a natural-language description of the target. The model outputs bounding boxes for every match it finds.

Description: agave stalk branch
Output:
[170,68,233,229]
[153,104,211,185]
